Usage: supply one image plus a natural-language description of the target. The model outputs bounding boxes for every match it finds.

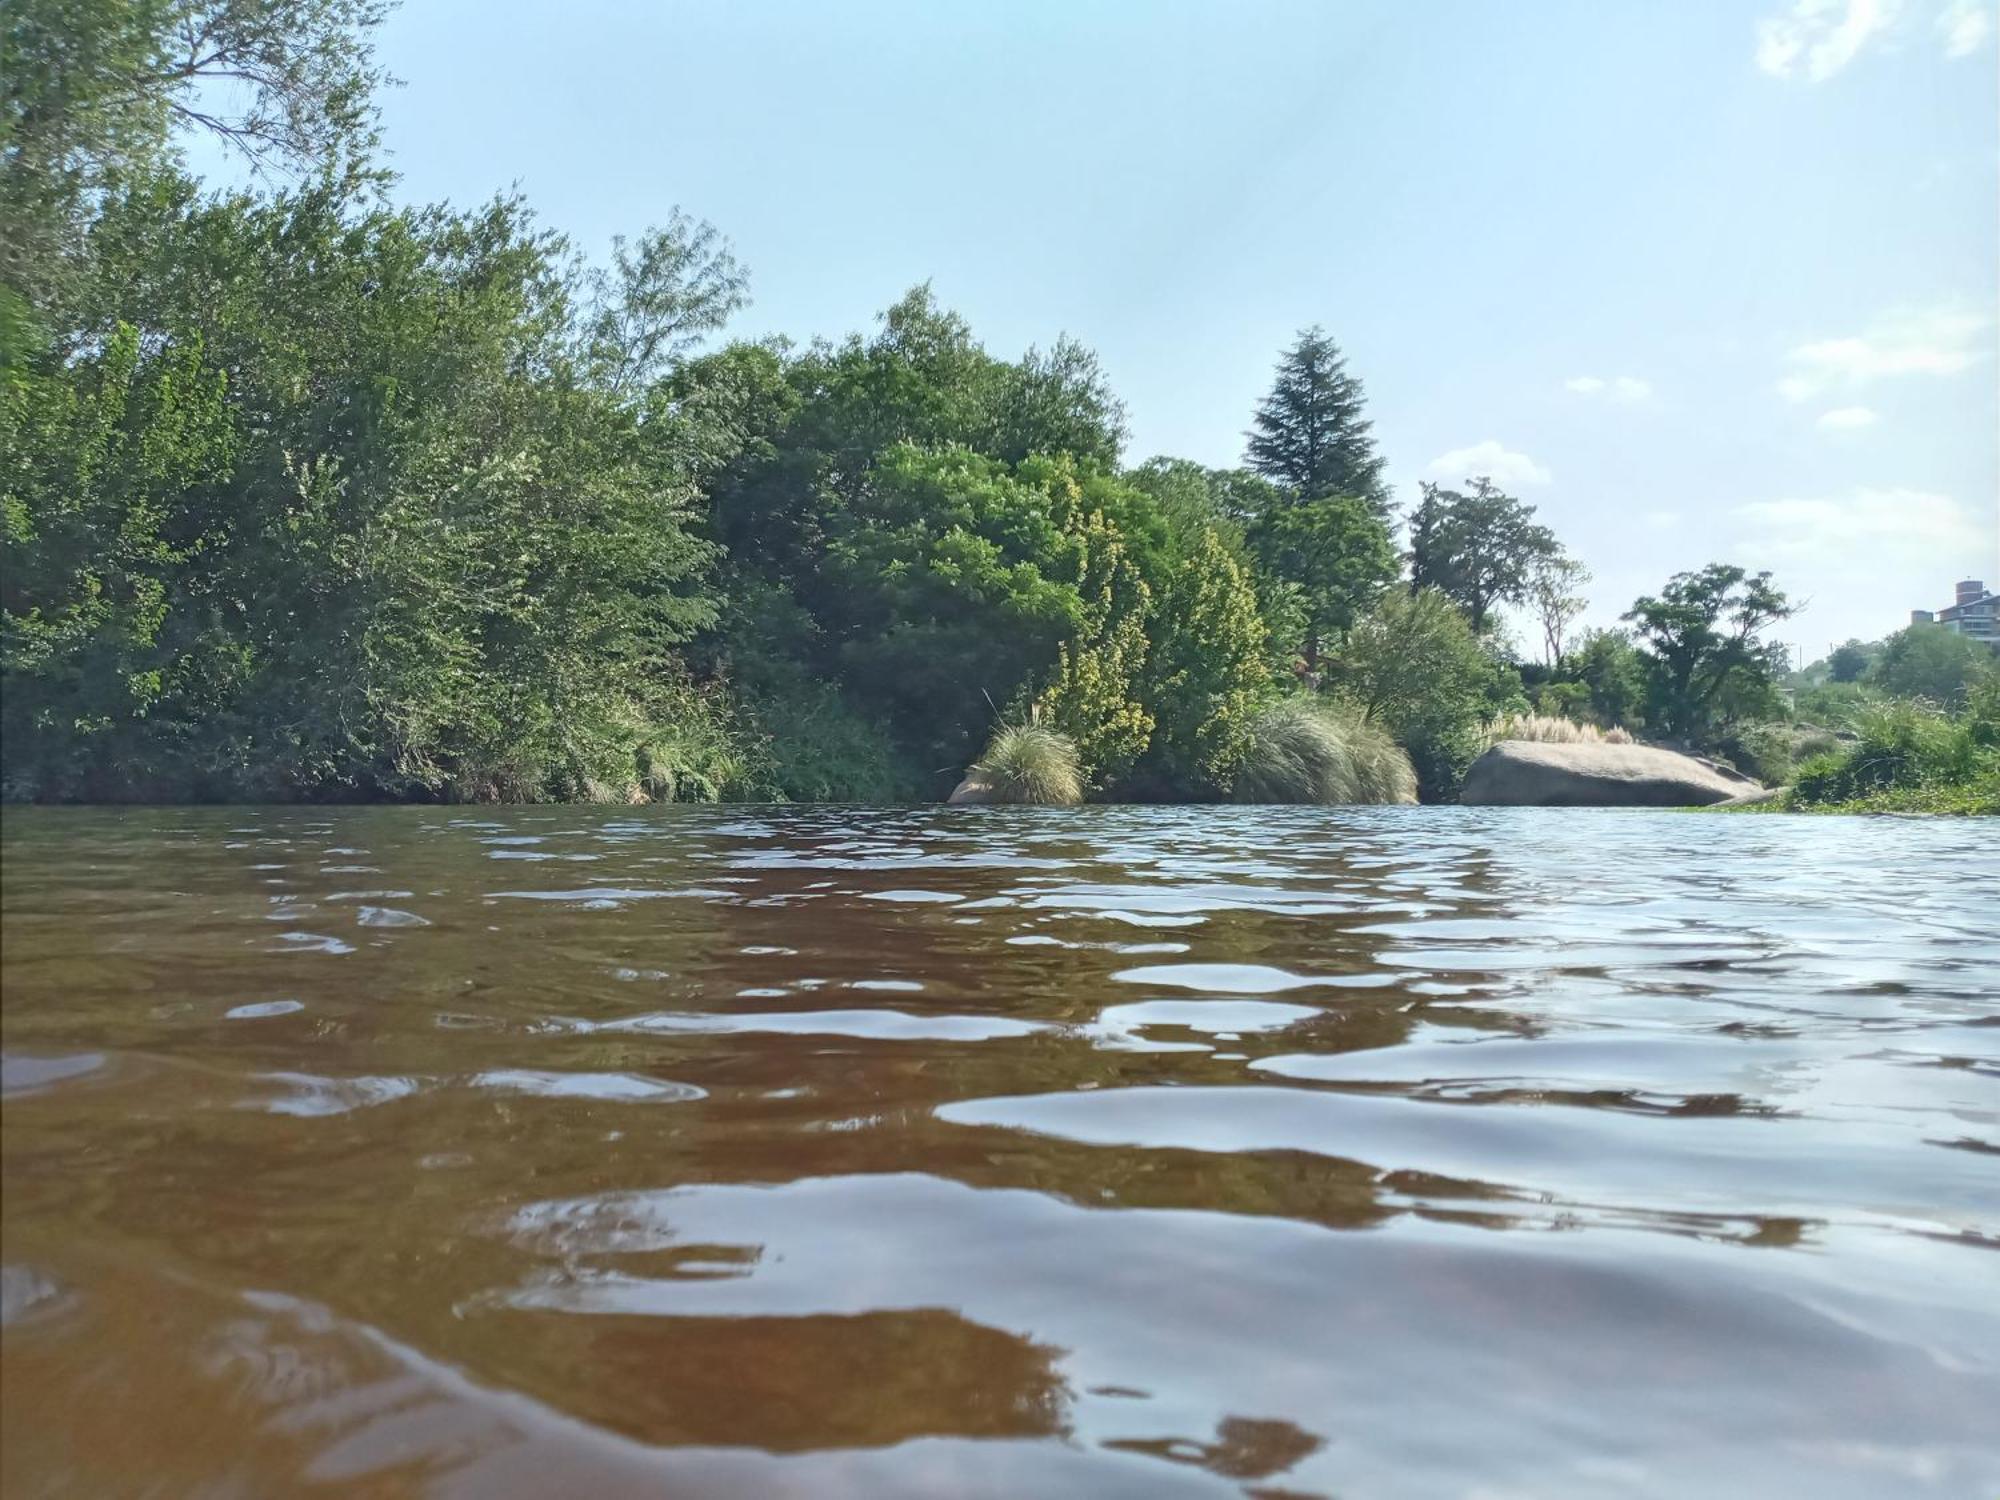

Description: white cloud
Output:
[1776,305,1990,400]
[1815,405,1880,429]
[1734,487,1984,559]
[1565,374,1653,403]
[1732,487,1995,645]
[1756,0,1901,81]
[1938,0,1995,56]
[1424,441,1551,487]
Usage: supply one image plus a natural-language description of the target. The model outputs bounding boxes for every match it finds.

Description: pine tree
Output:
[1244,327,1391,516]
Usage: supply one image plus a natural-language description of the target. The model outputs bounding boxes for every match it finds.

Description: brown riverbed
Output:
[2,804,1995,1498]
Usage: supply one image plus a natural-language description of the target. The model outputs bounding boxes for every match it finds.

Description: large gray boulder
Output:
[1460,741,1760,807]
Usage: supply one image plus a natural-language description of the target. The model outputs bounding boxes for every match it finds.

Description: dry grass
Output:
[1234,699,1419,805]
[1491,713,1633,746]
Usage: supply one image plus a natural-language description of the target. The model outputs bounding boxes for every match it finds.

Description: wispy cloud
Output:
[1424,441,1551,487]
[1564,375,1653,404]
[1756,0,1901,81]
[1815,405,1880,430]
[1734,487,1985,559]
[1937,0,1995,56]
[1731,487,1993,641]
[1757,0,1993,77]
[1776,306,1989,401]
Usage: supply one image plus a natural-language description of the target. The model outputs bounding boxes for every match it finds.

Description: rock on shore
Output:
[1460,741,1761,807]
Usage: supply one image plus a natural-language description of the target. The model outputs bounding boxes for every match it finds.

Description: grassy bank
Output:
[1719,689,1998,816]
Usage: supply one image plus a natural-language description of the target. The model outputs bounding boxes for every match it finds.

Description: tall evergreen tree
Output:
[1244,326,1391,516]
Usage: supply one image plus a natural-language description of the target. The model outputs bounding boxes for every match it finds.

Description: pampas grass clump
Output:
[1234,699,1418,805]
[1492,714,1632,745]
[969,724,1084,805]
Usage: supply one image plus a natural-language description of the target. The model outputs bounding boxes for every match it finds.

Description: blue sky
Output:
[204,0,1998,658]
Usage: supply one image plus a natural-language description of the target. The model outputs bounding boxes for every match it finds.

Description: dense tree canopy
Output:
[1869,623,1995,707]
[1407,478,1559,634]
[1624,565,1795,743]
[1827,639,1872,683]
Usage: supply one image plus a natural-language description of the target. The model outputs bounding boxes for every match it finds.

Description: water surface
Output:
[2,805,1995,1497]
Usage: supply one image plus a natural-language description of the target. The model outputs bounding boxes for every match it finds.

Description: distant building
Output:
[1911,579,1998,643]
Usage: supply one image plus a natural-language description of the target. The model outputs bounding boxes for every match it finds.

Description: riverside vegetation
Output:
[3,1,1994,813]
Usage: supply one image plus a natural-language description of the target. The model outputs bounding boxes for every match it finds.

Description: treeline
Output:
[4,0,1809,805]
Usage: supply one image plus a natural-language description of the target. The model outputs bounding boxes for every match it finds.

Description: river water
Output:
[1,805,1995,1498]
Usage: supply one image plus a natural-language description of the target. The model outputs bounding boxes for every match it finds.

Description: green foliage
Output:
[1566,628,1648,730]
[1624,564,1794,746]
[1032,508,1154,788]
[1717,721,1798,786]
[5,184,723,801]
[1527,553,1591,668]
[1129,526,1271,797]
[1827,639,1872,683]
[813,446,1112,785]
[1234,697,1417,805]
[1792,692,1992,816]
[735,680,914,803]
[582,212,749,392]
[1530,680,1592,720]
[968,724,1083,806]
[2,0,391,363]
[1792,678,1879,731]
[1787,684,1999,812]
[24,2,1890,815]
[1868,622,1996,708]
[1244,326,1390,515]
[1332,587,1509,801]
[1407,478,1559,633]
[1246,495,1397,669]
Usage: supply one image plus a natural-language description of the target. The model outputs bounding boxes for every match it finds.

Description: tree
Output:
[4,186,729,801]
[1331,587,1515,799]
[1246,496,1396,672]
[1869,624,1995,707]
[1527,553,1591,669]
[1827,639,1872,683]
[1133,526,1271,796]
[1244,326,1391,515]
[996,336,1127,468]
[583,211,749,392]
[1568,628,1647,729]
[1624,565,1795,744]
[2,0,391,363]
[1407,478,1559,633]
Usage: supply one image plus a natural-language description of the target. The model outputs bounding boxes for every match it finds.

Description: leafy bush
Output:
[967,724,1084,805]
[736,682,915,802]
[1717,720,1797,786]
[1330,587,1513,801]
[1233,698,1417,805]
[1789,686,1999,813]
[1868,624,1999,708]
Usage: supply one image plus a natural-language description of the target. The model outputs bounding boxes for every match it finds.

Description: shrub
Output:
[1869,623,1997,708]
[737,682,915,802]
[1233,698,1418,805]
[1331,587,1510,801]
[967,724,1084,805]
[1790,687,1999,812]
[1718,720,1797,786]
